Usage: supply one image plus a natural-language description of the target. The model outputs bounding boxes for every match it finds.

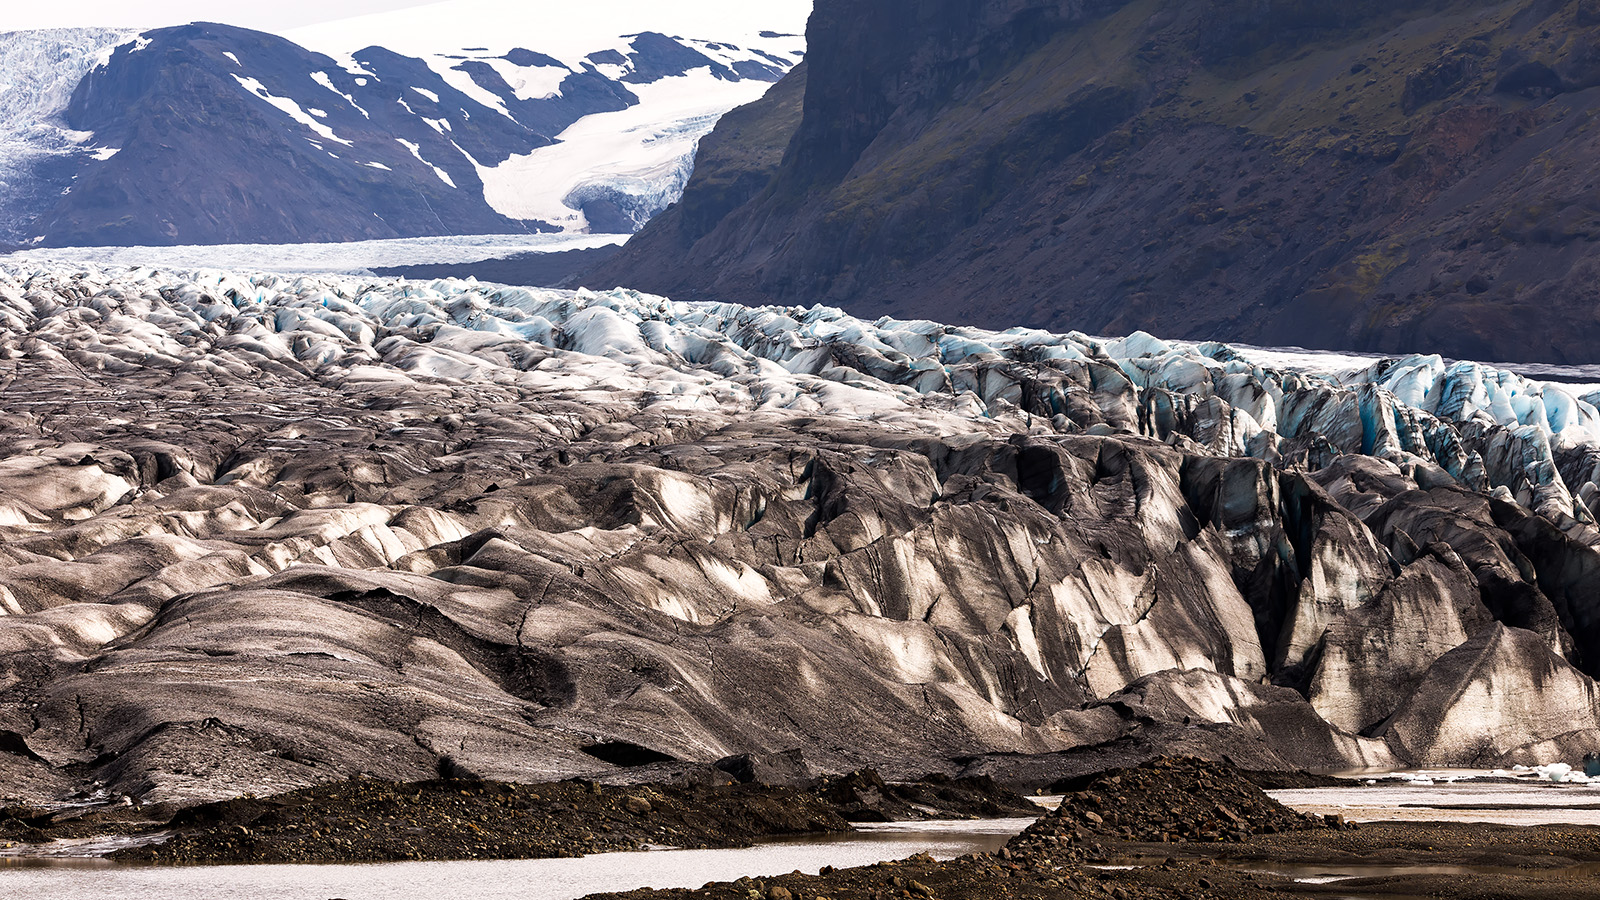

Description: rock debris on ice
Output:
[3,264,1600,804]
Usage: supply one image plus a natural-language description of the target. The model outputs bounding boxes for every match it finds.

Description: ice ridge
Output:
[4,265,1600,533]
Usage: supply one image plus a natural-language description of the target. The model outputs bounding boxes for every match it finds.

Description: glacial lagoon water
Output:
[0,818,1034,900]
[1269,769,1600,826]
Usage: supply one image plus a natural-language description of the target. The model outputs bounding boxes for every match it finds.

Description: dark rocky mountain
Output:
[6,21,798,247]
[36,23,542,246]
[589,0,1600,365]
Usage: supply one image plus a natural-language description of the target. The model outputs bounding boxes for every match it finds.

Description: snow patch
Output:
[396,138,457,188]
[232,74,353,146]
[311,71,371,118]
[435,65,512,119]
[479,56,569,101]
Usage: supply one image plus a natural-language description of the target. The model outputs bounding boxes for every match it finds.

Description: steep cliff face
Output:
[596,62,809,261]
[590,0,1600,364]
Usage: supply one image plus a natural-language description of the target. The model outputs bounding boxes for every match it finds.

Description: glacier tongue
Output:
[6,263,1600,801]
[0,28,137,241]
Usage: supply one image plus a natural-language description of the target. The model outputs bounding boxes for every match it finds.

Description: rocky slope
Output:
[589,0,1600,364]
[3,264,1600,808]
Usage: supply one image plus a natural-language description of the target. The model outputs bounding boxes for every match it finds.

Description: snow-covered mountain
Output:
[288,0,808,233]
[0,1,808,247]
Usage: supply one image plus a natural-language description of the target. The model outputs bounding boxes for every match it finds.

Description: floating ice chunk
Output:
[1535,763,1575,783]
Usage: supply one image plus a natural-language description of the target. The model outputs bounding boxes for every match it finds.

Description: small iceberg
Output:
[1530,763,1593,783]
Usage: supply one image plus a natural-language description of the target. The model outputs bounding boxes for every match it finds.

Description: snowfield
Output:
[288,0,809,71]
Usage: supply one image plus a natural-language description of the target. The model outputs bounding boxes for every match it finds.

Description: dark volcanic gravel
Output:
[1015,757,1332,851]
[14,757,1600,900]
[580,759,1600,900]
[813,771,1043,822]
[115,777,853,864]
[89,769,1039,865]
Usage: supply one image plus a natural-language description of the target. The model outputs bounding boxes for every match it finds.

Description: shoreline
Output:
[5,759,1600,899]
[585,759,1600,900]
[0,769,1040,866]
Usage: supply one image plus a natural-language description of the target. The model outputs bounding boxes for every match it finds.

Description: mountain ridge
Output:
[0,5,806,247]
[587,0,1600,365]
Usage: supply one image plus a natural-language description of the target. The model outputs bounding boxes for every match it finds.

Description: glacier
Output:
[289,0,810,234]
[0,28,135,241]
[1,264,1595,527]
[5,263,1600,804]
[0,233,626,275]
